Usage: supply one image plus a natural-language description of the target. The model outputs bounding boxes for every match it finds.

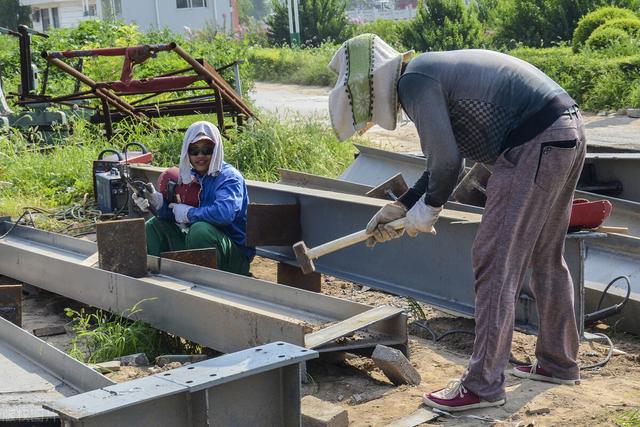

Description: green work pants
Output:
[145,217,250,276]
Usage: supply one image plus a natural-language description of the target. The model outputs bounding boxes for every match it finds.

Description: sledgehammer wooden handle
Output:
[308,218,406,259]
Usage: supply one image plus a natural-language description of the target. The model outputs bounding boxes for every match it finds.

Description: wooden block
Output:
[161,248,217,269]
[0,283,22,327]
[96,218,147,278]
[33,325,67,337]
[246,203,301,246]
[277,262,321,292]
[365,173,409,200]
[594,226,629,234]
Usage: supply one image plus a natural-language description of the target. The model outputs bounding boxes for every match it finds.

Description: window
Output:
[101,0,122,19]
[85,5,97,16]
[177,0,207,8]
[41,8,51,31]
[32,9,41,23]
[52,8,60,28]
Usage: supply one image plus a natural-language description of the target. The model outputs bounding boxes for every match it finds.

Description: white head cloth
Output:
[328,34,410,141]
[178,121,224,184]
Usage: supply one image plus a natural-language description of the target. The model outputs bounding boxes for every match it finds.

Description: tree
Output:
[0,0,31,30]
[401,0,485,52]
[493,0,640,48]
[266,0,349,46]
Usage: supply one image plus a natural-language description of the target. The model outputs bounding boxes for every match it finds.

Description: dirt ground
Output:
[250,257,640,427]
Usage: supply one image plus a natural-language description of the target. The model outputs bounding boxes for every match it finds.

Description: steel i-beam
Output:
[0,316,113,423]
[46,342,317,427]
[0,220,406,354]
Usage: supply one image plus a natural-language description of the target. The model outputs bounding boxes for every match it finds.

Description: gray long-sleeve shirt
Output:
[397,49,575,208]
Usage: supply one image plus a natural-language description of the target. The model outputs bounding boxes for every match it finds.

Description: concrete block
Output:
[301,396,348,427]
[119,352,149,367]
[155,354,208,367]
[372,344,421,386]
[0,283,22,327]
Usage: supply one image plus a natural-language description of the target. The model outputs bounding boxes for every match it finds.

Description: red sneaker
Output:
[422,380,506,412]
[512,364,580,385]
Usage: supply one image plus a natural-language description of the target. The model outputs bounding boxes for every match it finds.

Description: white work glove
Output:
[404,202,443,237]
[132,183,163,212]
[169,203,193,224]
[365,202,407,248]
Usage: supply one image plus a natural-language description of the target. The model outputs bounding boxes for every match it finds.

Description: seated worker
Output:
[132,121,255,275]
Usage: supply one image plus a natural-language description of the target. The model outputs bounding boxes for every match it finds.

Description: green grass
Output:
[248,44,338,87]
[614,408,640,427]
[65,299,202,364]
[0,113,358,218]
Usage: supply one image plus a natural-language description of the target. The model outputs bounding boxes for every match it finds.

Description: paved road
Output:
[250,82,640,151]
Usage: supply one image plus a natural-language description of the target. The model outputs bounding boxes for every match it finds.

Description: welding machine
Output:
[93,142,153,214]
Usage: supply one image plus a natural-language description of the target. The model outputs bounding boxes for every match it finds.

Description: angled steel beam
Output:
[0,221,406,354]
[128,165,592,335]
[0,316,113,422]
[46,342,317,427]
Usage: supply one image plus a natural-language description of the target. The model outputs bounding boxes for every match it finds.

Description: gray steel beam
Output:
[0,316,113,422]
[583,233,640,334]
[46,342,318,427]
[0,222,406,354]
[245,181,596,335]
[341,145,640,237]
[583,153,640,202]
[129,164,594,334]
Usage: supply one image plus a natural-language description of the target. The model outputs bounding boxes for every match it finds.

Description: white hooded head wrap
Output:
[328,34,410,141]
[179,121,224,184]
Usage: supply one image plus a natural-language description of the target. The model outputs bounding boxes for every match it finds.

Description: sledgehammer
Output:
[293,218,406,274]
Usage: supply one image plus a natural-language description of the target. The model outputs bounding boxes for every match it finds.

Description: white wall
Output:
[119,0,234,34]
[20,0,98,32]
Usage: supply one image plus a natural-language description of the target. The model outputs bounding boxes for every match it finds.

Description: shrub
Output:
[596,16,640,36]
[495,1,640,50]
[401,0,485,52]
[582,69,632,110]
[266,0,350,47]
[572,6,638,51]
[348,19,408,51]
[628,80,640,108]
[586,26,633,49]
[248,44,337,86]
[511,46,640,111]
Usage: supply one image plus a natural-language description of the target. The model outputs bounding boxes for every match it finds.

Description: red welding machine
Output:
[158,167,201,207]
[569,199,613,231]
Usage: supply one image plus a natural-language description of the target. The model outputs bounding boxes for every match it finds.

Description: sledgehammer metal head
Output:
[293,240,315,274]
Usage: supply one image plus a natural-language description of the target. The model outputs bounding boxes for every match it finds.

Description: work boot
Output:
[422,379,506,412]
[512,364,580,385]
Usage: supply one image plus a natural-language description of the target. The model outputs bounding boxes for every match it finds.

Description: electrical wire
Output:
[413,318,616,371]
[580,332,614,371]
[596,276,631,312]
[0,210,32,239]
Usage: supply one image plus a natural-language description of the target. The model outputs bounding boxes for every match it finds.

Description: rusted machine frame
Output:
[16,42,256,138]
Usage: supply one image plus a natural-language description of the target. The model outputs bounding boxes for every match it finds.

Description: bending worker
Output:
[133,121,254,276]
[328,34,585,412]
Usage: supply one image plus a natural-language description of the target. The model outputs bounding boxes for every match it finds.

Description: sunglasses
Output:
[188,146,214,156]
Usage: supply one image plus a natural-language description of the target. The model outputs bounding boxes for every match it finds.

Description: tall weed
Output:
[65,299,202,363]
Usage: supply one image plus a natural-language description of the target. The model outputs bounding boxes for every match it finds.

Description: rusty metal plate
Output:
[246,203,301,246]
